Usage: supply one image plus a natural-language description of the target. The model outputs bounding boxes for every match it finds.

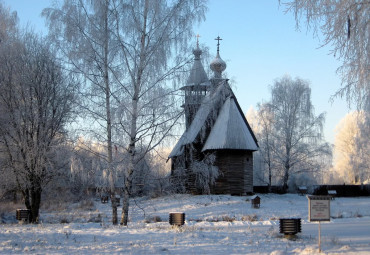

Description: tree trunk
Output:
[120,0,149,226]
[283,138,291,192]
[102,0,117,225]
[283,161,289,192]
[120,99,137,226]
[30,187,41,223]
[268,162,272,193]
[110,192,118,225]
[23,185,42,223]
[120,175,131,226]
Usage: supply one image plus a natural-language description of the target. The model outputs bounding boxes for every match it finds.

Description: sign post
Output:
[307,196,331,253]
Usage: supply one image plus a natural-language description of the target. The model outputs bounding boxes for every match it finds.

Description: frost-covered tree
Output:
[111,0,207,226]
[265,76,330,190]
[43,0,122,224]
[0,2,18,43]
[137,147,171,197]
[333,111,369,184]
[0,29,76,222]
[255,104,276,189]
[44,0,207,226]
[247,106,276,188]
[282,0,369,108]
[0,2,19,198]
[355,101,370,183]
[70,138,108,194]
[190,153,219,194]
[283,1,369,186]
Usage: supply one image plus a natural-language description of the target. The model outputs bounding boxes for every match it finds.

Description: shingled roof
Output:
[202,96,258,151]
[181,47,211,89]
[169,80,258,158]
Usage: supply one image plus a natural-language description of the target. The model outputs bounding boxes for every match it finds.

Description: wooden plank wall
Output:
[212,150,254,195]
[243,151,253,194]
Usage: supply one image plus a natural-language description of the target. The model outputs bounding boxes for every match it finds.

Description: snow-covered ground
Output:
[1,194,370,254]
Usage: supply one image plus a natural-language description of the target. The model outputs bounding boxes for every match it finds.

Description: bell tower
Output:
[181,36,211,129]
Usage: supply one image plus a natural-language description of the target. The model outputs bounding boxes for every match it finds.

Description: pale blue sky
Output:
[3,0,351,143]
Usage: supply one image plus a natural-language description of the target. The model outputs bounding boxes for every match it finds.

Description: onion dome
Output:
[210,51,226,79]
[210,36,226,79]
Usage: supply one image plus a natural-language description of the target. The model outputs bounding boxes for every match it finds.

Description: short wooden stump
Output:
[169,212,185,226]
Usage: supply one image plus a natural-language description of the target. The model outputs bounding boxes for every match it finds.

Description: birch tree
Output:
[282,1,369,185]
[0,3,19,198]
[333,111,369,183]
[0,30,76,223]
[282,0,369,108]
[44,0,207,226]
[355,101,370,183]
[254,103,276,190]
[43,0,121,224]
[265,76,330,190]
[0,2,18,43]
[111,0,206,226]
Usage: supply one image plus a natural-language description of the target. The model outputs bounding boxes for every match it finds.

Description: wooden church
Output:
[169,37,258,195]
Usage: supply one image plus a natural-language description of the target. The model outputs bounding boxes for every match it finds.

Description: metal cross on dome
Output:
[215,36,222,53]
[195,34,201,47]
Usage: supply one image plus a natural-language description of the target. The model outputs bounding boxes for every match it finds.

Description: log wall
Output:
[212,150,253,195]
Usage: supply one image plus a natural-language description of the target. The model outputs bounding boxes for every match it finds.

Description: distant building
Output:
[169,37,258,195]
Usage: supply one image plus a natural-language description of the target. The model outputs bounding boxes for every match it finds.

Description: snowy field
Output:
[1,193,370,254]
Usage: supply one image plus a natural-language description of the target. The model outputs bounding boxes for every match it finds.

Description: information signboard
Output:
[307,195,331,222]
[307,195,331,252]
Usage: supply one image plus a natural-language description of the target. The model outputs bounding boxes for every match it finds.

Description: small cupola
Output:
[210,36,226,79]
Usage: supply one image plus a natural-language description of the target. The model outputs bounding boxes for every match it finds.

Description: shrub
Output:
[222,215,236,222]
[242,214,258,222]
[144,215,162,223]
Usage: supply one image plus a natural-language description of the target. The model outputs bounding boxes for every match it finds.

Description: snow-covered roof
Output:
[181,47,211,89]
[250,195,260,200]
[169,80,228,158]
[169,79,259,158]
[184,59,211,88]
[202,97,258,151]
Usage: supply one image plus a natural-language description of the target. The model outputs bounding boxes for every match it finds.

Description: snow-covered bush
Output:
[191,153,220,194]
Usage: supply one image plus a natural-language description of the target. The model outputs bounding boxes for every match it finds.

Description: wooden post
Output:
[318,221,321,253]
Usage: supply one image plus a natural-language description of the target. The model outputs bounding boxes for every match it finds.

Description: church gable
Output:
[202,96,258,152]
